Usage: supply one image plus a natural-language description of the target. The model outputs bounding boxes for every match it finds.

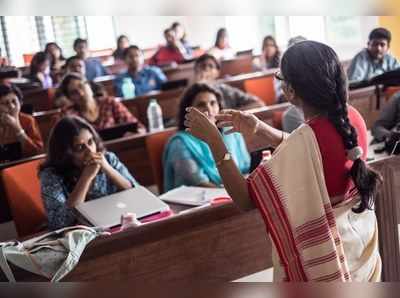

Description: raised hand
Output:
[215,109,260,137]
[184,107,220,144]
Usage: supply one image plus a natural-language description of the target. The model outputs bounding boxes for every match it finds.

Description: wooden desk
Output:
[349,86,386,130]
[163,62,195,82]
[222,69,277,92]
[220,55,254,78]
[22,88,56,112]
[93,75,117,96]
[33,109,61,145]
[3,155,399,282]
[122,88,184,126]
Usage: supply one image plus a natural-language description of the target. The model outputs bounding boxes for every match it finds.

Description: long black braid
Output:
[281,40,382,213]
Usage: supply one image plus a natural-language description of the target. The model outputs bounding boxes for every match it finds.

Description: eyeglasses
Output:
[274,70,284,81]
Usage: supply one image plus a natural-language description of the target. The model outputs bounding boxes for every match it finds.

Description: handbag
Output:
[0,225,108,282]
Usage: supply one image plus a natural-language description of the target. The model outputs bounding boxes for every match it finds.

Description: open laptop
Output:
[0,142,22,163]
[98,122,138,141]
[75,186,170,228]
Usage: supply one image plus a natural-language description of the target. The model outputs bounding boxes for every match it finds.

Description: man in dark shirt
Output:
[372,91,400,142]
[193,54,263,110]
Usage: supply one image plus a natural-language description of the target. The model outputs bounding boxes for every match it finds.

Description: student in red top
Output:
[184,41,382,281]
[149,28,188,67]
[0,84,43,160]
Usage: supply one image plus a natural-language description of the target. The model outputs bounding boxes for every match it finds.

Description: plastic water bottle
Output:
[121,77,135,99]
[147,99,164,132]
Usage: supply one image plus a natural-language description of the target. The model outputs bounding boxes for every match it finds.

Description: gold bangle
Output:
[216,152,232,166]
[252,120,260,135]
[280,131,286,143]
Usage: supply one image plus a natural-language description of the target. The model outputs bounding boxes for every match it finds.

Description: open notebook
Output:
[159,186,230,206]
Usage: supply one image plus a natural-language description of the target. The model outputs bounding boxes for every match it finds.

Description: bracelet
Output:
[252,120,260,135]
[280,131,287,143]
[216,152,232,167]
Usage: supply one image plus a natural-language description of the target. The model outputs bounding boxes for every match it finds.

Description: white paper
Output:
[159,186,230,206]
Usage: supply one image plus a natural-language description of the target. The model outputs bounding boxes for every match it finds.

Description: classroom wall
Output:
[379,16,400,59]
[113,16,379,60]
[113,16,226,50]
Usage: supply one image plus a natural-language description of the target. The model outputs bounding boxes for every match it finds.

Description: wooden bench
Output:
[2,155,399,282]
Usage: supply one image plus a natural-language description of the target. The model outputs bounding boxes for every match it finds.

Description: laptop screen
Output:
[98,122,139,141]
[0,142,22,164]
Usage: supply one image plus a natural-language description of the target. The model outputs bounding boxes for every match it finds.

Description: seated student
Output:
[53,56,87,108]
[194,54,264,110]
[44,42,66,85]
[171,22,192,56]
[114,45,167,98]
[371,91,400,142]
[149,28,189,67]
[347,27,400,82]
[0,84,43,161]
[253,35,280,71]
[113,35,130,61]
[208,28,235,61]
[39,116,137,230]
[58,73,145,131]
[24,51,53,88]
[73,38,108,81]
[163,83,250,191]
[64,55,86,77]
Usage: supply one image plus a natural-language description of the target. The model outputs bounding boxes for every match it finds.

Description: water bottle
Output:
[121,77,135,99]
[147,99,164,132]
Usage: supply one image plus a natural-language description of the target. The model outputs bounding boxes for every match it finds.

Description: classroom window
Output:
[85,16,116,51]
[3,16,40,66]
[288,16,326,42]
[225,16,275,53]
[51,16,87,57]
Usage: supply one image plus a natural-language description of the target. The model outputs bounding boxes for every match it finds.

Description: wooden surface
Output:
[370,155,400,281]
[1,156,399,282]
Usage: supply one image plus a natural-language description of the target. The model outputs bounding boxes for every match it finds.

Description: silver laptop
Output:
[75,186,170,228]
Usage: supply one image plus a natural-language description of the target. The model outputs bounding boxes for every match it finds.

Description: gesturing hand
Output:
[184,107,220,144]
[215,109,260,138]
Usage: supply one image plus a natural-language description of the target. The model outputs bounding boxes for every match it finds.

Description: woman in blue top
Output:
[39,116,137,230]
[163,83,250,191]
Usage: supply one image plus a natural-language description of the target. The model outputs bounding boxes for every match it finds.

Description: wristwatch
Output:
[216,152,231,166]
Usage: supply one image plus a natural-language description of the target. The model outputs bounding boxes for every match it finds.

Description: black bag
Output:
[385,125,400,155]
